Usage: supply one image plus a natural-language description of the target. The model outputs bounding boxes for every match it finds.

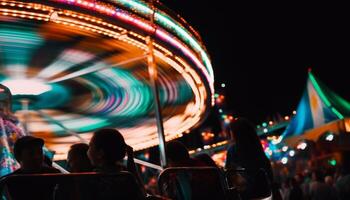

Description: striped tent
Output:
[282,71,350,144]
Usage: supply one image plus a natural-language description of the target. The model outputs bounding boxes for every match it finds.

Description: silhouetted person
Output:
[289,177,303,200]
[225,118,274,199]
[87,128,145,199]
[194,153,217,167]
[1,136,60,200]
[162,141,224,200]
[67,143,93,172]
[336,154,350,200]
[166,140,206,167]
[54,143,94,200]
[310,170,338,200]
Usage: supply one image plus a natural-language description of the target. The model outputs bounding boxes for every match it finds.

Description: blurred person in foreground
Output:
[67,143,93,172]
[1,136,60,200]
[225,117,278,200]
[87,128,146,199]
[166,140,209,167]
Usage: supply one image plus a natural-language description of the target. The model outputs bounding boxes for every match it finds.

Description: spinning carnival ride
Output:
[0,0,214,161]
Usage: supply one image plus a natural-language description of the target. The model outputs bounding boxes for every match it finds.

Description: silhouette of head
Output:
[87,128,126,166]
[229,117,271,169]
[14,136,44,170]
[68,143,93,172]
[195,153,217,167]
[230,118,262,152]
[166,140,189,163]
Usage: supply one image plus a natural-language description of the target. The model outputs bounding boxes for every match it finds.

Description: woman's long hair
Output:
[231,118,270,168]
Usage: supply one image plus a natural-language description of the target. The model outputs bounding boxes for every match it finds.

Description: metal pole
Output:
[147,0,167,168]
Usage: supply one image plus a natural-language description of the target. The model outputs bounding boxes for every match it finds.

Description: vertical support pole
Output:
[146,0,167,168]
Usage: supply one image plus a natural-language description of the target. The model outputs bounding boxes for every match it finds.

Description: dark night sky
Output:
[161,1,350,124]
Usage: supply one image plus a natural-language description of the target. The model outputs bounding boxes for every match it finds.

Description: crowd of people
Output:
[1,84,350,199]
[0,116,349,199]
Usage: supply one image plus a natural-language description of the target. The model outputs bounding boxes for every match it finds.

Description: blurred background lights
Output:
[297,142,307,150]
[282,146,288,152]
[325,133,334,141]
[281,157,288,164]
[328,159,337,166]
[289,150,295,157]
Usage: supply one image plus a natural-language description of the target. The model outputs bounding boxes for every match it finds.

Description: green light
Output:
[331,108,344,119]
[262,122,267,127]
[328,159,337,166]
[309,72,343,119]
[109,0,214,80]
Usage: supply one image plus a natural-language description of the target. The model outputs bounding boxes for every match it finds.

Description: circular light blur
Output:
[297,142,307,150]
[289,150,295,157]
[326,134,334,141]
[281,157,288,164]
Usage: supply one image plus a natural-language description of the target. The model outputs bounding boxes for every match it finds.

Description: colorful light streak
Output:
[0,0,213,160]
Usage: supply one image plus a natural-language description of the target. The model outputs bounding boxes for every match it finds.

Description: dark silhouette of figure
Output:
[67,143,93,172]
[44,155,53,167]
[1,136,60,200]
[54,143,94,200]
[194,153,217,167]
[310,170,338,200]
[288,177,304,200]
[336,152,350,200]
[161,141,225,200]
[87,128,145,200]
[225,118,274,199]
[166,140,206,167]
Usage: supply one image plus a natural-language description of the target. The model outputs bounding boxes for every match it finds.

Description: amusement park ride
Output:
[0,0,214,173]
[1,0,350,175]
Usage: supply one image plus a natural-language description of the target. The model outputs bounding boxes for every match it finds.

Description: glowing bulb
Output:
[297,142,307,150]
[293,110,297,115]
[284,116,290,120]
[281,157,288,164]
[2,79,52,95]
[326,134,334,141]
[263,128,268,133]
[289,150,295,157]
[221,83,226,88]
[282,146,288,152]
